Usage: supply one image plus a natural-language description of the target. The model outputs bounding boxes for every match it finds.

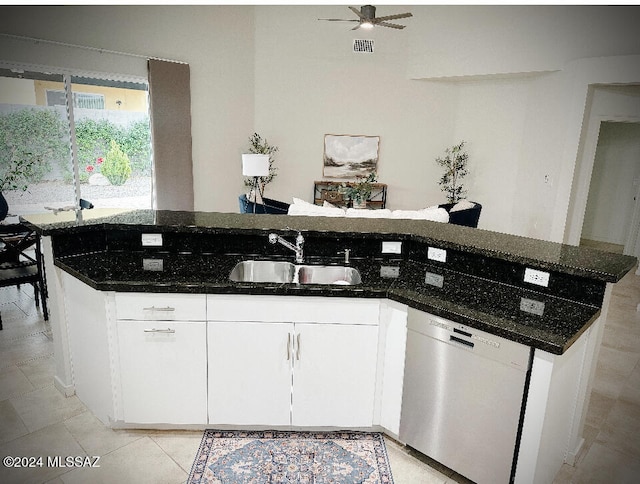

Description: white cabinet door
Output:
[208,322,293,426]
[117,320,207,424]
[379,302,408,435]
[292,323,379,427]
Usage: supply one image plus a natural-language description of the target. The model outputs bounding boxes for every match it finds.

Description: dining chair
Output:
[0,224,48,329]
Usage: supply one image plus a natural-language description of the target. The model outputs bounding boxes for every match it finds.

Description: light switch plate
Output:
[427,247,447,263]
[141,233,163,247]
[382,241,402,254]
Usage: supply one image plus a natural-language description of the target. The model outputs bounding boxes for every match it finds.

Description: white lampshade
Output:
[242,154,270,177]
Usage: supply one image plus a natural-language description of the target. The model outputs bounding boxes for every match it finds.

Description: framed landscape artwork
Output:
[323,134,379,178]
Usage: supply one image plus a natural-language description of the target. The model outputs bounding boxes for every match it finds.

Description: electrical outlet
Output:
[524,268,550,287]
[141,233,163,247]
[520,297,545,316]
[424,271,444,288]
[380,266,400,278]
[142,258,164,271]
[427,247,447,263]
[382,241,402,254]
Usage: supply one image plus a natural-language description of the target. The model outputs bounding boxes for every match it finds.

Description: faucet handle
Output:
[340,248,351,264]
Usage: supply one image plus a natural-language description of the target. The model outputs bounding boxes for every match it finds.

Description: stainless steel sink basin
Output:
[229,260,296,283]
[229,260,361,285]
[296,265,362,285]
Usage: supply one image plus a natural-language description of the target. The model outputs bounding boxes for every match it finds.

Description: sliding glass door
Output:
[0,69,74,217]
[0,67,152,219]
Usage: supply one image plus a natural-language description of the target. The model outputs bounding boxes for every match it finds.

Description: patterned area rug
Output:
[188,430,394,483]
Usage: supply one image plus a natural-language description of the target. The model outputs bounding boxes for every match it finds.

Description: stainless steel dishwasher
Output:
[399,308,532,484]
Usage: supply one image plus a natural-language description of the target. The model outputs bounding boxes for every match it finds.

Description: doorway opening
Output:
[579,121,640,256]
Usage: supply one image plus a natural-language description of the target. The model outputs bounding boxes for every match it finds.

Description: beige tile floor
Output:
[0,261,638,484]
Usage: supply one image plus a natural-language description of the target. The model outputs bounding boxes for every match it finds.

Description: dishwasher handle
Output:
[450,335,474,348]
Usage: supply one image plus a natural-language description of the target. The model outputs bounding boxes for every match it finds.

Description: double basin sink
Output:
[229,260,361,286]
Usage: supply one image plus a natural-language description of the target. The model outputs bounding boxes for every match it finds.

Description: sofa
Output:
[438,201,482,228]
[238,194,481,228]
[238,194,290,214]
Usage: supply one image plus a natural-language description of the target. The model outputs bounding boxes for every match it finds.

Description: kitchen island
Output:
[22,208,636,484]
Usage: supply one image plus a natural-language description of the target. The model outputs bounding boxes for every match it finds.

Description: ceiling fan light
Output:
[361,21,374,29]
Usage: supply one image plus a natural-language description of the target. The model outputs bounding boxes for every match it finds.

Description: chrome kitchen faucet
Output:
[268,232,304,263]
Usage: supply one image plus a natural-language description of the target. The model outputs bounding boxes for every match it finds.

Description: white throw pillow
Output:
[391,208,449,223]
[288,198,345,217]
[345,208,392,218]
[450,200,476,212]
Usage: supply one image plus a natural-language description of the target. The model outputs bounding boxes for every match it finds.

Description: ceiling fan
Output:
[318,5,413,30]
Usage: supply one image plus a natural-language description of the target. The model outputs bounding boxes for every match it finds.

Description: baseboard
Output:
[565,436,585,466]
[54,375,75,397]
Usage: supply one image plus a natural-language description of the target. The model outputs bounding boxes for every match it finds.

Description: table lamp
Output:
[242,154,270,213]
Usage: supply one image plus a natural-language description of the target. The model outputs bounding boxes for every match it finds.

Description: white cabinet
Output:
[208,322,292,426]
[116,293,207,425]
[291,322,378,427]
[207,295,380,428]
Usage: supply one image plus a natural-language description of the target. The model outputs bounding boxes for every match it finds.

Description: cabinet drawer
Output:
[115,293,206,321]
[207,295,380,325]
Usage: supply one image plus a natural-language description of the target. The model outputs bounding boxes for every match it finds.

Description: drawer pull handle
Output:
[296,333,301,360]
[142,306,176,312]
[143,328,176,334]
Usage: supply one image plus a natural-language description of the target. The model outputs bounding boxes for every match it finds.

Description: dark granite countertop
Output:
[23,208,636,283]
[23,208,636,355]
[55,250,601,355]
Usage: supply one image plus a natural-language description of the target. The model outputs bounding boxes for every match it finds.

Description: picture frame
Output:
[323,134,379,178]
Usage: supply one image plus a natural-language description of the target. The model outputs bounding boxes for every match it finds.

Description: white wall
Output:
[582,122,640,245]
[252,6,456,209]
[450,75,563,235]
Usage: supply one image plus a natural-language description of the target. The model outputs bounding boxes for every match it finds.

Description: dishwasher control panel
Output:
[407,309,530,370]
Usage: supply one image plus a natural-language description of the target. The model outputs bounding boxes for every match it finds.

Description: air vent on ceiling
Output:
[353,39,374,54]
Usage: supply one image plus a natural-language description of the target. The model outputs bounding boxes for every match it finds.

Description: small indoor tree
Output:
[435,140,469,204]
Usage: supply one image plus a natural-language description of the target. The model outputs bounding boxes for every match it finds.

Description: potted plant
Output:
[435,141,468,204]
[0,152,39,221]
[243,133,278,200]
[340,172,377,208]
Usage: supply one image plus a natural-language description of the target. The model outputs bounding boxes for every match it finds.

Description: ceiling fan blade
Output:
[351,23,361,31]
[318,18,359,22]
[348,6,365,19]
[374,12,413,22]
[377,21,407,29]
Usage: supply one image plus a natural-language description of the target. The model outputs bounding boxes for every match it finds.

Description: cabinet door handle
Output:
[142,306,176,312]
[287,333,291,360]
[143,328,175,333]
[296,333,301,360]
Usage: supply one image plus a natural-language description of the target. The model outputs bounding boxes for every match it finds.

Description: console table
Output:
[313,180,387,209]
